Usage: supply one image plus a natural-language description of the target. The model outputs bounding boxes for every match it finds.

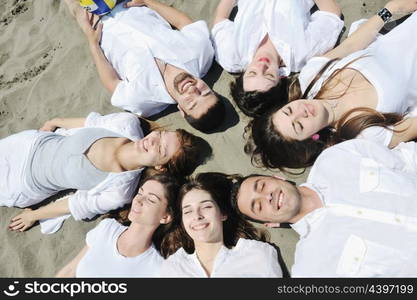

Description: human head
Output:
[230,74,299,117]
[165,173,266,254]
[171,72,225,132]
[231,174,302,225]
[135,129,211,176]
[243,56,281,92]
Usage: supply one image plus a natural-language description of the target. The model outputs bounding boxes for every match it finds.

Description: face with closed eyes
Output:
[272,100,330,141]
[181,189,227,245]
[134,130,180,169]
[243,58,280,92]
[128,180,171,226]
[236,176,301,223]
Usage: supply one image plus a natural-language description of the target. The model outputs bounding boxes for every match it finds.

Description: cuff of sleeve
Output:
[68,192,95,221]
[85,112,101,127]
[311,10,343,22]
[211,19,233,37]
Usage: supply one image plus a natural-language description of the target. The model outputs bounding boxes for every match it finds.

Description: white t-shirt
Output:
[211,0,344,74]
[159,238,283,277]
[100,5,214,117]
[76,219,164,277]
[291,139,417,277]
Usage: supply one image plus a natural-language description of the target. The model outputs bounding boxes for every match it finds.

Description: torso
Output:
[85,137,130,173]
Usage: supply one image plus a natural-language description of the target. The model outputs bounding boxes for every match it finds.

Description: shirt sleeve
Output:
[211,19,242,73]
[357,126,393,147]
[85,112,144,140]
[180,20,215,77]
[303,11,344,59]
[68,171,141,221]
[111,80,169,117]
[85,219,111,247]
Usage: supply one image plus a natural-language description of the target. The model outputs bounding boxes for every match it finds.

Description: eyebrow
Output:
[189,102,197,110]
[254,179,260,192]
[149,193,162,202]
[182,199,214,210]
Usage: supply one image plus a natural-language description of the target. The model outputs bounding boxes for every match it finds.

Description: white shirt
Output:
[211,0,344,75]
[159,238,283,277]
[100,5,214,117]
[291,139,417,277]
[76,219,164,277]
[39,112,144,234]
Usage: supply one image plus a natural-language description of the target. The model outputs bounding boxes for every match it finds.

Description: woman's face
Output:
[243,56,280,92]
[128,180,170,226]
[272,100,330,141]
[133,130,180,168]
[181,189,226,245]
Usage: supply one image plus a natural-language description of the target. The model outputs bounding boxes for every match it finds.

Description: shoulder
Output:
[299,56,332,96]
[234,238,277,255]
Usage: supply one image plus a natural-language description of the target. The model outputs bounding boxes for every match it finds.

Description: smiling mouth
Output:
[174,72,195,94]
[191,223,209,231]
[271,190,284,211]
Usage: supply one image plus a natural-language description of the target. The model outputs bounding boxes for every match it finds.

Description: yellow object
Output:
[79,0,116,16]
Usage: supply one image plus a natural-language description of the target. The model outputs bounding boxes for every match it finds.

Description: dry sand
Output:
[0,0,389,277]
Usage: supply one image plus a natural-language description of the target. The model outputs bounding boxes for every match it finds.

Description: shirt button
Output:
[395,217,401,223]
[357,210,362,215]
[369,171,375,176]
[354,257,360,262]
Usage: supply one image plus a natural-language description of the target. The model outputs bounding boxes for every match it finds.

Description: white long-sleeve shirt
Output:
[100,5,214,117]
[39,112,144,234]
[291,139,417,277]
[211,0,344,74]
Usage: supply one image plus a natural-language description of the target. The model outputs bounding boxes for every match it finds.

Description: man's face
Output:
[237,176,302,223]
[172,72,218,119]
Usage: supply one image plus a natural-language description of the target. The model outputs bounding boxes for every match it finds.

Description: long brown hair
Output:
[247,58,405,172]
[160,172,269,257]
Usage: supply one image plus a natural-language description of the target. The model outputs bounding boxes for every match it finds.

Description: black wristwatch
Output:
[377,7,393,23]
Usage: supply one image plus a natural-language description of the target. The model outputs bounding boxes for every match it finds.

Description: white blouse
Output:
[211,0,343,74]
[76,219,164,277]
[159,238,283,277]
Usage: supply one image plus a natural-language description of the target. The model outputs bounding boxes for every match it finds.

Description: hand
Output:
[124,0,147,8]
[9,209,37,232]
[78,10,103,45]
[385,0,417,14]
[40,119,59,132]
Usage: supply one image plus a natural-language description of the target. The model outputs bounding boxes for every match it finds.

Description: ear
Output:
[177,105,185,117]
[221,214,228,222]
[154,165,167,172]
[160,213,172,225]
[272,175,286,181]
[264,222,280,228]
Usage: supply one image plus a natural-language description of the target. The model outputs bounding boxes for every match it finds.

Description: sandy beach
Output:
[0,0,390,277]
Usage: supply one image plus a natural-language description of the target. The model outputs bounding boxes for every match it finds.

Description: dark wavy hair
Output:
[230,73,300,117]
[245,58,405,173]
[163,129,212,177]
[105,173,184,258]
[184,93,225,133]
[161,172,269,257]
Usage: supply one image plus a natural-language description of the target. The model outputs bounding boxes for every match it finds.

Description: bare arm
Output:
[56,245,89,278]
[314,0,342,16]
[389,117,417,148]
[324,0,417,60]
[9,198,70,232]
[125,0,192,30]
[213,0,236,26]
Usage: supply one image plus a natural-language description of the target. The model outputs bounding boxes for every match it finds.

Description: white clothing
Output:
[299,12,417,144]
[291,139,417,277]
[159,238,282,277]
[0,112,144,234]
[211,0,344,74]
[76,219,164,277]
[100,5,214,117]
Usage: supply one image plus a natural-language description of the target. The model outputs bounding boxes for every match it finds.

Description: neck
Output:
[322,99,345,127]
[288,186,323,224]
[194,240,224,277]
[117,222,157,257]
[115,142,144,171]
[162,63,183,104]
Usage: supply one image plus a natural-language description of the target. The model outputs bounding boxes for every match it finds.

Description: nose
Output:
[134,195,145,205]
[193,209,204,221]
[293,105,308,120]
